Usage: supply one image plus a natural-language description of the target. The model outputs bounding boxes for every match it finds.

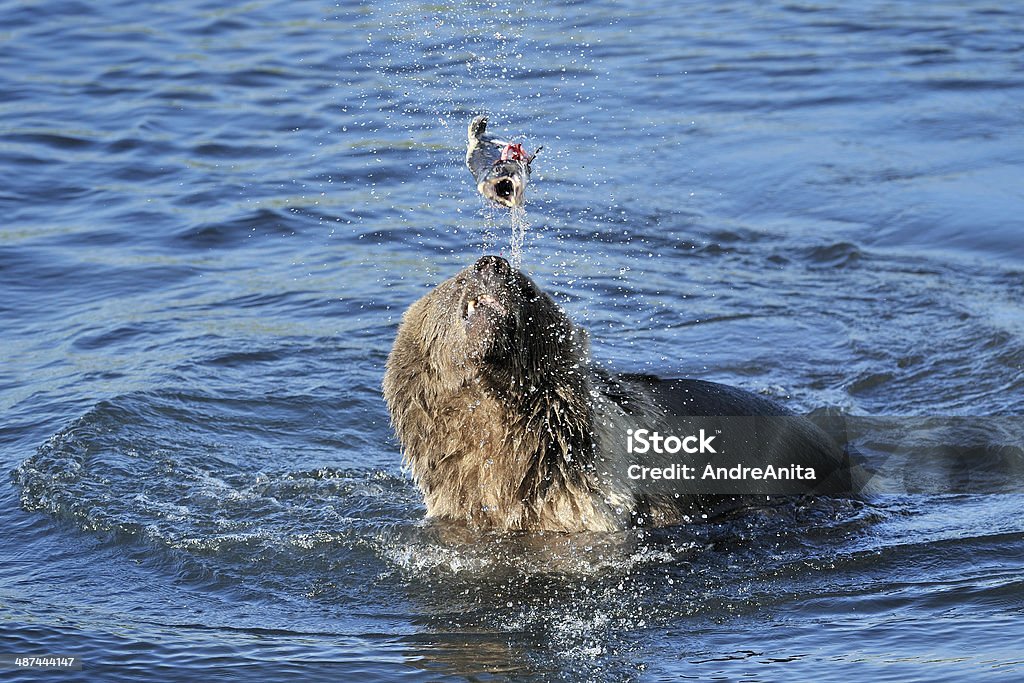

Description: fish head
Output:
[479,161,529,208]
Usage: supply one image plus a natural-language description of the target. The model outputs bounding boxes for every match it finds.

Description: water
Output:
[508,205,530,269]
[2,0,1024,680]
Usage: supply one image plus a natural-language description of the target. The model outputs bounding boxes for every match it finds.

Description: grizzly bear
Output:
[384,255,856,532]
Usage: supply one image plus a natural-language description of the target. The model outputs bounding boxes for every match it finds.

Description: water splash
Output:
[509,204,530,269]
[477,199,532,268]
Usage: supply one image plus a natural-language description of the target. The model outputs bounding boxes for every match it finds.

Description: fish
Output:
[465,115,541,209]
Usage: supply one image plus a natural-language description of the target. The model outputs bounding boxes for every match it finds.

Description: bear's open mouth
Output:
[463,293,506,321]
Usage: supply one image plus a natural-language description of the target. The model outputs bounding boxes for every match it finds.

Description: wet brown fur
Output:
[383,256,618,532]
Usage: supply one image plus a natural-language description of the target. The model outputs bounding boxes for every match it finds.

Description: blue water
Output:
[3,0,1024,681]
